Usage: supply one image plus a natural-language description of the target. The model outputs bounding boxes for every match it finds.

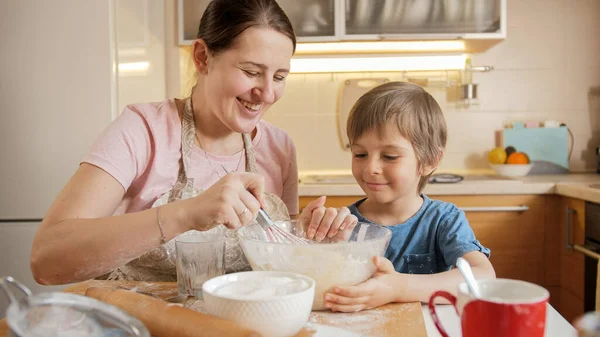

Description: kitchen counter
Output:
[0,280,428,337]
[0,280,576,337]
[299,173,600,204]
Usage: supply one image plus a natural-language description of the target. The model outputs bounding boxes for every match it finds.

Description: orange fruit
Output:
[506,152,530,164]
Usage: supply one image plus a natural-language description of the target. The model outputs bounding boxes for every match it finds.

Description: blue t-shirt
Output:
[348,195,490,274]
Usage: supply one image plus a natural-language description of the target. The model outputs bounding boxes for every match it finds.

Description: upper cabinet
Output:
[345,0,502,37]
[178,0,338,43]
[277,0,337,40]
[178,0,506,51]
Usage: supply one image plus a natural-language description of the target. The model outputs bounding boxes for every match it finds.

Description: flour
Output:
[309,310,385,335]
[308,303,420,336]
[249,244,379,310]
[304,323,366,337]
[213,275,311,299]
[14,305,104,337]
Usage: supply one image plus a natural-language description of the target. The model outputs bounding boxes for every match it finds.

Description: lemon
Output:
[488,147,508,164]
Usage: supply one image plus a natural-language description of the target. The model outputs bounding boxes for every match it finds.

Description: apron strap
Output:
[169,97,257,203]
[242,133,259,173]
[167,98,196,203]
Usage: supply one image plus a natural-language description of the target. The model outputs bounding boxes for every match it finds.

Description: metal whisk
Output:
[256,209,312,244]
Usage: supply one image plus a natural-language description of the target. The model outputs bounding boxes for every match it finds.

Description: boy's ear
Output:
[421,148,445,176]
[421,164,437,177]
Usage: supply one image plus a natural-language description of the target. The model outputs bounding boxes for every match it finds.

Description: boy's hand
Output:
[323,256,401,312]
[297,196,358,242]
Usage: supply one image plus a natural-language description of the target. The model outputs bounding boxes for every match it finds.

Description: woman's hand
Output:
[297,196,358,242]
[323,256,401,312]
[181,172,265,231]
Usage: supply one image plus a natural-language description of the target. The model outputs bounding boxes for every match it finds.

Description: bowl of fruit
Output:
[488,146,533,177]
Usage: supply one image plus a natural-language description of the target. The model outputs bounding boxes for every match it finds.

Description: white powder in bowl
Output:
[253,245,376,310]
[214,276,310,300]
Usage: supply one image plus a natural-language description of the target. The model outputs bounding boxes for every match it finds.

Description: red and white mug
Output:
[428,278,550,337]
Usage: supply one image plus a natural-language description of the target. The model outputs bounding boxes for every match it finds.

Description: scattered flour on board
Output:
[188,296,421,336]
[304,323,365,337]
[309,304,419,337]
[309,310,384,335]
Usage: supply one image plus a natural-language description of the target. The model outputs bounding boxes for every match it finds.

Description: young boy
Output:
[323,81,496,312]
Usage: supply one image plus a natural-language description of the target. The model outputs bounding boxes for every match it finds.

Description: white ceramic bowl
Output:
[202,271,315,337]
[237,221,392,310]
[491,163,533,177]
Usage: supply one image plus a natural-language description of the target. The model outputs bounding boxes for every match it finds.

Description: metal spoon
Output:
[455,257,482,298]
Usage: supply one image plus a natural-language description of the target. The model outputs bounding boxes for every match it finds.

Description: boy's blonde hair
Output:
[346,81,447,193]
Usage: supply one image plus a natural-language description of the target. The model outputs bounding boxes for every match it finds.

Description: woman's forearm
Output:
[30,201,189,285]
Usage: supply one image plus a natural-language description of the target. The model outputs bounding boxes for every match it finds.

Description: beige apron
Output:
[106,98,290,281]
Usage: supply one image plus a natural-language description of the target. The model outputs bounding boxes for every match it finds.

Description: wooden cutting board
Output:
[0,280,427,337]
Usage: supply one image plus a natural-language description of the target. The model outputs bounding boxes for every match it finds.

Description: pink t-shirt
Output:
[82,99,299,216]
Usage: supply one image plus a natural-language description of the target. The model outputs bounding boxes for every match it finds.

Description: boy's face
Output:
[350,127,422,204]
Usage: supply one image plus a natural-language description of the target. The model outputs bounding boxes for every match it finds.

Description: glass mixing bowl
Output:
[237,221,392,310]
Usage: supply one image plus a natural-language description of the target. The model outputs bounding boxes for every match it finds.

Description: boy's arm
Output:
[326,252,495,312]
[425,206,494,300]
[394,251,495,303]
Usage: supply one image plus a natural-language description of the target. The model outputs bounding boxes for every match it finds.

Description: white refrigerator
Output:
[0,0,116,313]
[0,0,169,314]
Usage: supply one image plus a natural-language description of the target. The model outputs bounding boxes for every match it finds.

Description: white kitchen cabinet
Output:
[178,0,506,49]
[0,0,115,219]
[0,0,115,318]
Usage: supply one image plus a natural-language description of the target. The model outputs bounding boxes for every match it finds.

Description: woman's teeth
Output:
[239,98,261,111]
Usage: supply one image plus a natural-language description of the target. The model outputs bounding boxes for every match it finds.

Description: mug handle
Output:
[427,290,458,337]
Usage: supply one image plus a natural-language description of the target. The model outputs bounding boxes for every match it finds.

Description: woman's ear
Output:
[192,39,211,75]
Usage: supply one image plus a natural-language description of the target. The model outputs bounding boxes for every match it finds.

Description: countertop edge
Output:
[299,176,600,204]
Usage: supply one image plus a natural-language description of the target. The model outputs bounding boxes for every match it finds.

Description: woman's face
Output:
[198,27,294,134]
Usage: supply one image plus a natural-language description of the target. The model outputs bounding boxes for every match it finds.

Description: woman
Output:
[31,0,356,284]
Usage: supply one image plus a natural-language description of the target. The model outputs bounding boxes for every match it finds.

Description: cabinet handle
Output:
[460,205,529,212]
[573,244,600,261]
[565,207,575,250]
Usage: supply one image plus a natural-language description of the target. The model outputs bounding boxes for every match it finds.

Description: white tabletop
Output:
[421,304,577,337]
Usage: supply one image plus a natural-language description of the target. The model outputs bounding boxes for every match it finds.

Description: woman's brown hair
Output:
[347,81,447,193]
[197,0,296,54]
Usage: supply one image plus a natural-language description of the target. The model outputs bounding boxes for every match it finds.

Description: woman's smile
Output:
[236,97,262,117]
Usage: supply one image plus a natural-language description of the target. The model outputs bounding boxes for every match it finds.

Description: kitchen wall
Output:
[159,0,600,171]
[271,0,600,173]
[176,0,600,174]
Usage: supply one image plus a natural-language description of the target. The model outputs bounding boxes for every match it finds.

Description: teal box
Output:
[502,127,569,173]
